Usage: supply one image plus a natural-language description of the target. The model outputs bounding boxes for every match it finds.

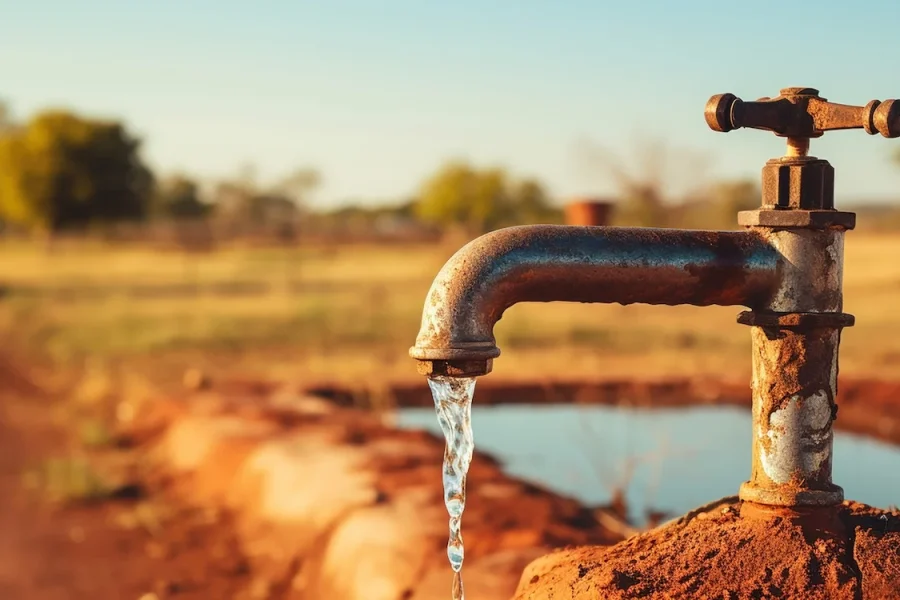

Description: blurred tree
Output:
[709,179,759,228]
[236,163,259,192]
[154,174,210,219]
[0,110,153,232]
[212,165,321,241]
[572,137,712,228]
[416,162,506,234]
[272,167,321,208]
[212,181,265,225]
[0,101,13,133]
[415,161,557,234]
[510,178,562,223]
[618,183,666,228]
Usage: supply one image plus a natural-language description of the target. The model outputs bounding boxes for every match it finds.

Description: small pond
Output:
[395,405,900,526]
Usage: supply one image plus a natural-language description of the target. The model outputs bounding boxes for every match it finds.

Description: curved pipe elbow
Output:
[409,225,780,375]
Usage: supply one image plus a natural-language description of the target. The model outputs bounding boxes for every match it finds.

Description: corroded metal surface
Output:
[737,209,855,230]
[739,501,846,536]
[411,85,899,511]
[737,311,854,329]
[761,228,845,313]
[710,88,894,232]
[758,158,835,210]
[738,215,850,506]
[739,325,845,506]
[705,87,900,139]
[409,226,780,374]
[738,156,856,230]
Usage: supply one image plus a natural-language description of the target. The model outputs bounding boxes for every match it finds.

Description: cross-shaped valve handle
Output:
[705,87,900,139]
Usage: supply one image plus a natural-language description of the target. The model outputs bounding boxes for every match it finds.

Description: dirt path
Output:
[0,376,253,599]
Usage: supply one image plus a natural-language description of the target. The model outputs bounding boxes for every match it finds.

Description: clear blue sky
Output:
[2,0,899,207]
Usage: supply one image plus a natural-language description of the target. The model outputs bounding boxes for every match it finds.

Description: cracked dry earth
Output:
[515,498,900,599]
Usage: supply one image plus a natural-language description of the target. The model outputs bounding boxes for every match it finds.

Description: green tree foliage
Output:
[0,110,153,232]
[415,161,559,234]
[154,175,210,220]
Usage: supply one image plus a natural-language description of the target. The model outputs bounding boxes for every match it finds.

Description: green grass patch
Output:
[23,458,116,504]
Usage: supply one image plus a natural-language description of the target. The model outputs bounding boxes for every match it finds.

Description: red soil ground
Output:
[0,361,255,600]
[515,499,900,599]
[0,356,897,599]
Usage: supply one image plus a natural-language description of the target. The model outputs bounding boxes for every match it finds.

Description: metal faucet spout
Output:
[410,225,780,376]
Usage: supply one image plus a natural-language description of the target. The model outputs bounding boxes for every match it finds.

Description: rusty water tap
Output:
[411,87,899,510]
[707,87,898,507]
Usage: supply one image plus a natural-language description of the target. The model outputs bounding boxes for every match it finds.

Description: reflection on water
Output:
[395,405,900,525]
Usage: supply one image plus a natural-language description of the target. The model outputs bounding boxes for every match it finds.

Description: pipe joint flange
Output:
[738,209,856,230]
[737,310,855,331]
[415,359,494,378]
[739,482,845,508]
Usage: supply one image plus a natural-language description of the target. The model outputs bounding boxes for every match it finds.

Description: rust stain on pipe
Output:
[410,225,780,371]
[740,325,844,506]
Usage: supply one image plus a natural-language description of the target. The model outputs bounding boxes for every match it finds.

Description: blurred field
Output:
[1,231,899,388]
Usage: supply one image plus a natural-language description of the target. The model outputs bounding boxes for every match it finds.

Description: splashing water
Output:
[428,376,477,600]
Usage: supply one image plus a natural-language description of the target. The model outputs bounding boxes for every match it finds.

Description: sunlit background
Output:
[1,2,898,598]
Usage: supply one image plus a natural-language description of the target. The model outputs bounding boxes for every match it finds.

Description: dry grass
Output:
[1,232,899,388]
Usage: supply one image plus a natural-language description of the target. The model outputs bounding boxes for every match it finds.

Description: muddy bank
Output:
[305,377,900,447]
[128,385,629,600]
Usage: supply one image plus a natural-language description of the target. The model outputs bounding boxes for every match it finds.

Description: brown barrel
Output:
[565,199,613,226]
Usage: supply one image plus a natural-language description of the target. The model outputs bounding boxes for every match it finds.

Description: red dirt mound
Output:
[515,498,900,599]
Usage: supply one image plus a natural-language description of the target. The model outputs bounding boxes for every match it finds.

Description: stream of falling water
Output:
[428,376,477,600]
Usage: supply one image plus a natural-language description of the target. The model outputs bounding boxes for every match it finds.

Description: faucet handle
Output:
[705,87,900,139]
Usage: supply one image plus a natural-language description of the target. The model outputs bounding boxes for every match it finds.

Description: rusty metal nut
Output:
[705,93,739,133]
[415,359,493,378]
[737,310,855,330]
[739,483,844,507]
[738,209,855,230]
[760,159,834,210]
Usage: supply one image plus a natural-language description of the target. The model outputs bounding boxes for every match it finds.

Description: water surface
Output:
[395,404,900,525]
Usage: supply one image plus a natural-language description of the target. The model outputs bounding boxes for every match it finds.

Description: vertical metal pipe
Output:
[739,323,844,506]
[762,229,844,314]
[739,222,851,506]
